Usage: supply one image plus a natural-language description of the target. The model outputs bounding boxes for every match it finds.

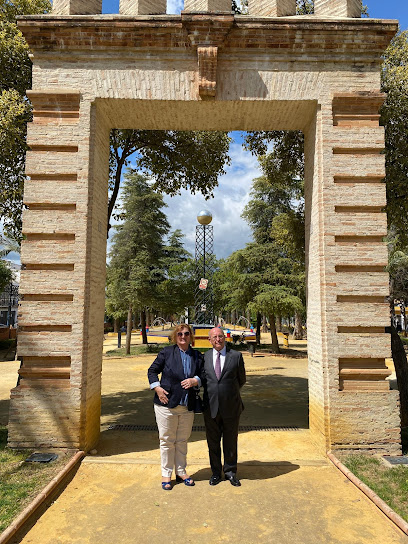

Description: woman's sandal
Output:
[176,475,195,486]
[161,481,172,490]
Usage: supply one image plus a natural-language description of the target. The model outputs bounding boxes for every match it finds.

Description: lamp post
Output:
[194,210,215,325]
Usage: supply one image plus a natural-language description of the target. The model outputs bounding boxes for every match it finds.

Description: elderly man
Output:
[202,327,246,487]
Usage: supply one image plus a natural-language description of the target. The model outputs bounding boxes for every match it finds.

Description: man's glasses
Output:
[177,331,190,337]
[211,336,224,340]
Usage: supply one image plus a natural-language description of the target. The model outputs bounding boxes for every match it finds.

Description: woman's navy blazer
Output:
[148,344,203,411]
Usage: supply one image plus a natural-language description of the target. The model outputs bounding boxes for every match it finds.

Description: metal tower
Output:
[194,211,215,325]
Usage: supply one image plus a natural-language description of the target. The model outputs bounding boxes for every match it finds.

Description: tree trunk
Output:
[390,325,408,427]
[256,312,261,345]
[262,315,268,333]
[276,315,282,332]
[268,314,280,354]
[141,309,148,344]
[293,312,303,340]
[231,310,236,326]
[125,306,132,355]
[114,318,119,334]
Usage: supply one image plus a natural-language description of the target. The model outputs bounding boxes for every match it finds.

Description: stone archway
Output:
[8,0,401,456]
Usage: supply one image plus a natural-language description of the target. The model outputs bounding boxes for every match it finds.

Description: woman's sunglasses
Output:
[177,331,190,337]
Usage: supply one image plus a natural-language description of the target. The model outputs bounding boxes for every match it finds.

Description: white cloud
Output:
[163,138,260,259]
[166,0,183,14]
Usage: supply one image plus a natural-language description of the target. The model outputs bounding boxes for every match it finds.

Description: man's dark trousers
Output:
[203,347,246,478]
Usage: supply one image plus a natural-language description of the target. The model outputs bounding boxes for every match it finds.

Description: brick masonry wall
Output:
[10,12,400,453]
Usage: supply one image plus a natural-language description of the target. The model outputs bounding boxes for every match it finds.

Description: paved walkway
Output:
[2,336,407,543]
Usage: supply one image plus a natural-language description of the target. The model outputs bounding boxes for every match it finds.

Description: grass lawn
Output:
[0,426,71,534]
[342,453,408,523]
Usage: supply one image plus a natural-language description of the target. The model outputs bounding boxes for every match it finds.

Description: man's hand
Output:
[181,378,198,389]
[154,386,169,404]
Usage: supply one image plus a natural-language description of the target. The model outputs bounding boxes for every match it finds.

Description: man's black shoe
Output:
[209,475,222,486]
[225,474,241,487]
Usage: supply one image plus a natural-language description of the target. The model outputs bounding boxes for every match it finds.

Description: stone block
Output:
[52,0,102,15]
[119,0,166,15]
[248,0,296,17]
[183,0,232,12]
[314,0,361,18]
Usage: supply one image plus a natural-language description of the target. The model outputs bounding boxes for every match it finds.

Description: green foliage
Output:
[108,130,231,231]
[0,90,29,239]
[156,229,196,319]
[218,242,305,315]
[106,172,170,320]
[0,0,51,20]
[0,259,13,292]
[0,233,21,257]
[296,0,313,14]
[248,284,304,318]
[388,249,408,302]
[381,30,408,248]
[0,0,51,240]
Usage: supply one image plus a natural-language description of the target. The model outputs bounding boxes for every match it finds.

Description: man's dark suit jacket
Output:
[148,344,203,411]
[203,346,246,419]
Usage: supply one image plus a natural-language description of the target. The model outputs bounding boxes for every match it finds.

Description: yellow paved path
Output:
[1,334,407,543]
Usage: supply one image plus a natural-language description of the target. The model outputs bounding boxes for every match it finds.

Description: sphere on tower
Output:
[197,210,212,225]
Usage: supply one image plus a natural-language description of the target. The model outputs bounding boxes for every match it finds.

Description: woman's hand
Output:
[181,378,198,389]
[154,386,169,404]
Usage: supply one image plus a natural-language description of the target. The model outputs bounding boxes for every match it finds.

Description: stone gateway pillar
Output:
[9,0,400,455]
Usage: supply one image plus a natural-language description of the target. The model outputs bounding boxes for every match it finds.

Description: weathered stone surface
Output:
[183,0,232,12]
[314,0,361,18]
[52,0,102,15]
[248,0,296,17]
[119,0,166,15]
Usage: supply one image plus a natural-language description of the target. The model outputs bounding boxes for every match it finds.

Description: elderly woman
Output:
[148,323,203,490]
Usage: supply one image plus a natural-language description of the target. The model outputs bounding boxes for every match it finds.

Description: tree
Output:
[0,233,20,258]
[108,130,231,233]
[0,259,13,293]
[157,230,195,321]
[242,132,306,339]
[248,285,303,352]
[381,30,408,249]
[388,249,408,311]
[0,0,51,240]
[106,171,170,351]
[218,242,304,352]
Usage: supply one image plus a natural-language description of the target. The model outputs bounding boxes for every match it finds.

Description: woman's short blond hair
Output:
[170,323,195,345]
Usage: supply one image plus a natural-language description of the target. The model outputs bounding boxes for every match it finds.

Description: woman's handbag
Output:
[194,391,203,414]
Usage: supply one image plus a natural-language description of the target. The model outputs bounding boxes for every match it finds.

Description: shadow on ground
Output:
[98,373,309,456]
